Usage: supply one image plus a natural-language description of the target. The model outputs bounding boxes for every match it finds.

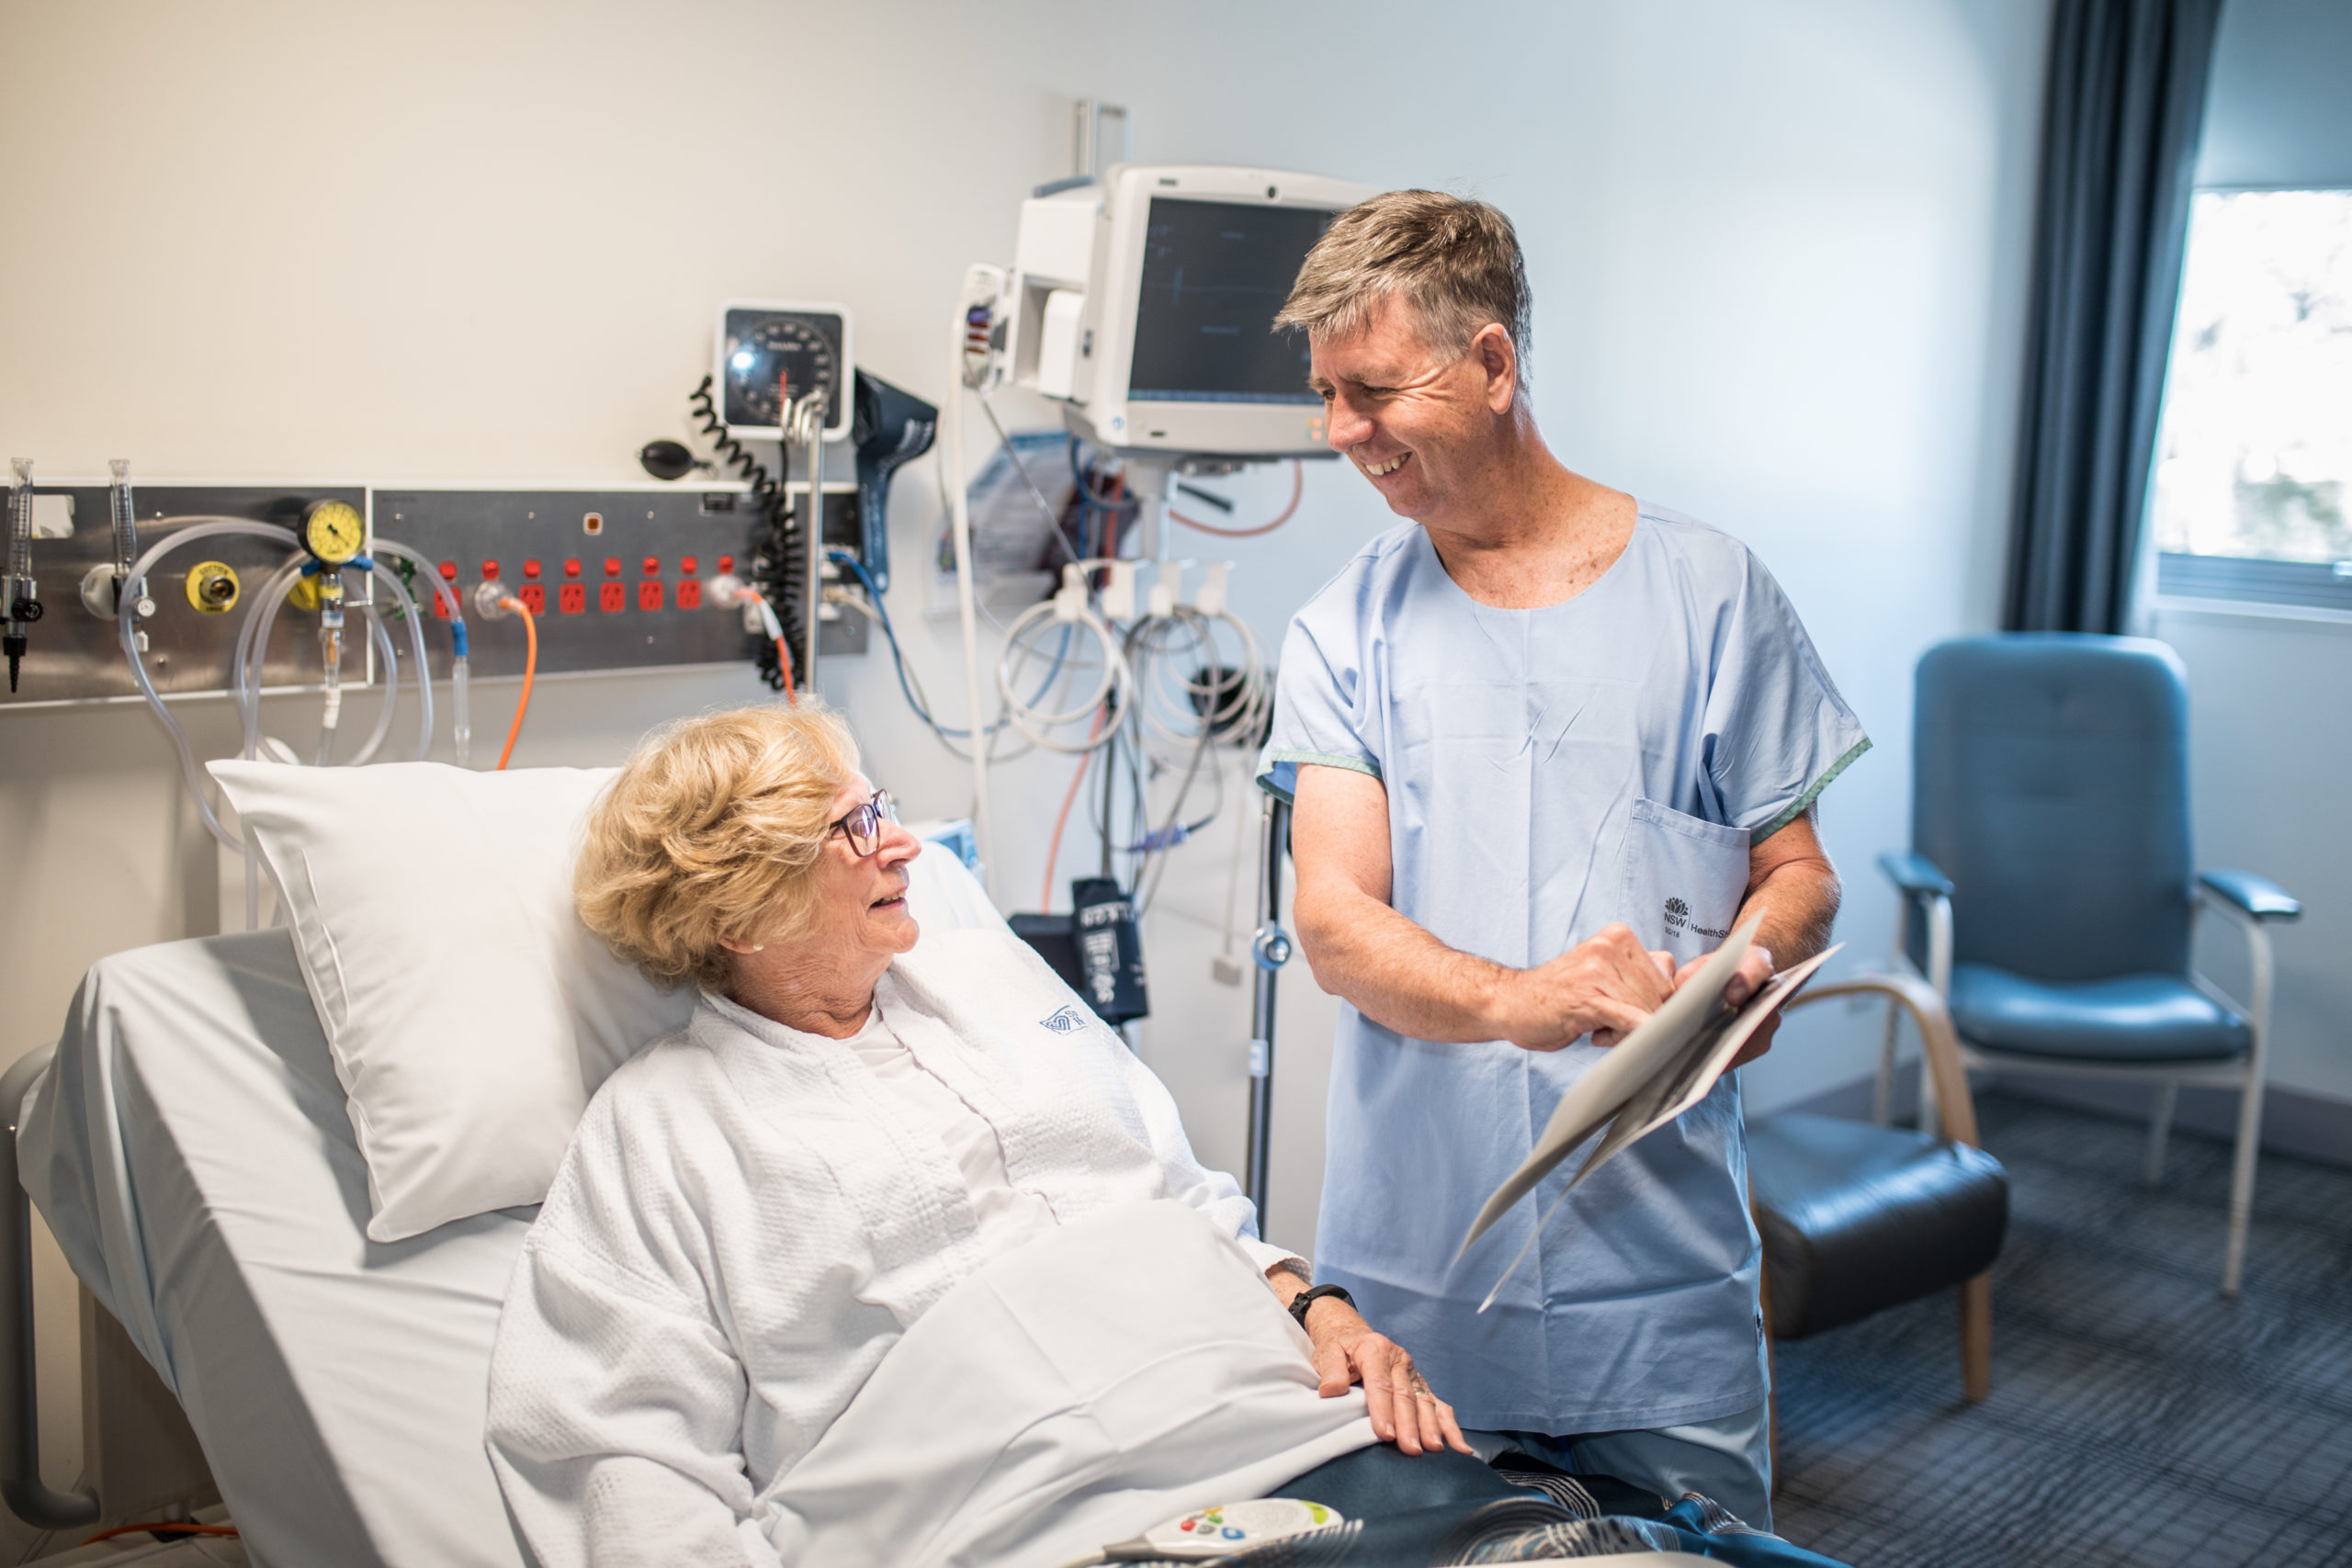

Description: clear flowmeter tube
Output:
[5,458,39,692]
[313,570,345,767]
[107,460,140,581]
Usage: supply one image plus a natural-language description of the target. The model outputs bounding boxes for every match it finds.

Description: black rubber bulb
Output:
[639,439,697,481]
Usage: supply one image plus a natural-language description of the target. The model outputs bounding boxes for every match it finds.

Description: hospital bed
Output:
[1,851,1708,1568]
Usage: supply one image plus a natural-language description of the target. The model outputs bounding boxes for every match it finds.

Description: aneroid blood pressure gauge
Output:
[715,300,854,441]
[301,499,365,565]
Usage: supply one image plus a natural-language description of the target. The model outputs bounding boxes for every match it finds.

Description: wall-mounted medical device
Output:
[0,480,871,713]
[714,300,854,443]
[1001,164,1376,461]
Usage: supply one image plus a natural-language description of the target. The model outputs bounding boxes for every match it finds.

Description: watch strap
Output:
[1287,1282,1354,1328]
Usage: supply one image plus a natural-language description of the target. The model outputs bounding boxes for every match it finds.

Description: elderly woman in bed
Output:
[483,705,1509,1568]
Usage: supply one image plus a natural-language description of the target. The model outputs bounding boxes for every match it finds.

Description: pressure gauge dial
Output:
[301,499,365,565]
[716,299,854,441]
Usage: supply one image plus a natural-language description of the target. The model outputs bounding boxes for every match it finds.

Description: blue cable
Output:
[827,549,1075,741]
[1068,436,1138,515]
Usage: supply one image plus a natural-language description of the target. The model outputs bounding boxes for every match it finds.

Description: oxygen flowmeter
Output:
[300,498,368,766]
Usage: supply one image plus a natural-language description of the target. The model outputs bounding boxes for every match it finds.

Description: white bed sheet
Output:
[17,840,1007,1568]
[23,926,533,1568]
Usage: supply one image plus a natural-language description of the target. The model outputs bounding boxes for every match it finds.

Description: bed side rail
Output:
[0,1044,100,1529]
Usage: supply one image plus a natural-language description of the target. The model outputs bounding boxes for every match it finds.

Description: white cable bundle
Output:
[995,562,1134,753]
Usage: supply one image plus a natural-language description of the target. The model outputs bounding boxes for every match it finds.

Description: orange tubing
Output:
[746,590,796,702]
[496,597,537,770]
[1169,460,1304,538]
[1040,709,1109,909]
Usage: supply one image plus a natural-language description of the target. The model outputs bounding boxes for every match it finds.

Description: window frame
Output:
[2142,182,2352,612]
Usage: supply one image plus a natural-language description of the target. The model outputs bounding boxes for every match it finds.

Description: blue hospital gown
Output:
[1259,505,1869,1433]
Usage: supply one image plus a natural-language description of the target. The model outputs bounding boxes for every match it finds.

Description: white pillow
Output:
[209,760,1003,1244]
[209,761,683,1242]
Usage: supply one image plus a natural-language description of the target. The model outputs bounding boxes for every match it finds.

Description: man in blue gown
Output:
[1259,191,1868,1529]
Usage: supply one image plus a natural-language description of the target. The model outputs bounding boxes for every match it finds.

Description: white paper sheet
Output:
[1461,919,1840,1309]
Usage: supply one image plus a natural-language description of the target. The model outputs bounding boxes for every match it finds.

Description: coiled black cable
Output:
[689,375,806,691]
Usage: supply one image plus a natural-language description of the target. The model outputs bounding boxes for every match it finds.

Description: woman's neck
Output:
[727,951,889,1040]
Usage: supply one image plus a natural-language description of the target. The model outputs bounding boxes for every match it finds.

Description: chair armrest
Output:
[1879,851,1954,901]
[1783,972,1981,1148]
[2198,870,2301,922]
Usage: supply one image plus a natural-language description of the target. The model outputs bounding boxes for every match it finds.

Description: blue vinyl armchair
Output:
[1880,634,2300,1297]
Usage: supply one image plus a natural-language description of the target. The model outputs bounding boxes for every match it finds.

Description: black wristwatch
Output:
[1288,1283,1355,1328]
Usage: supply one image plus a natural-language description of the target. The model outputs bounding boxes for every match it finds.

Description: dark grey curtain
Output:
[2004,0,2225,634]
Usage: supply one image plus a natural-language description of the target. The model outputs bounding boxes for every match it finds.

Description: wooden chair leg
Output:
[1959,1273,1992,1404]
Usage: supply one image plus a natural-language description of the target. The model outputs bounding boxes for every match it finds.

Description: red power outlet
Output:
[559,582,586,615]
[637,581,665,613]
[599,581,626,614]
[518,583,546,615]
[676,580,703,610]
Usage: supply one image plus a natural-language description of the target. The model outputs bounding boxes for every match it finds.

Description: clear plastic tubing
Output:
[118,519,300,852]
[233,558,311,760]
[367,539,469,766]
[233,562,402,767]
[343,602,402,767]
[368,559,434,762]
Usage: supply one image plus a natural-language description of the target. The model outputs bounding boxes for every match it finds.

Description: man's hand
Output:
[1673,942,1780,1068]
[1298,1296,1472,1457]
[1497,923,1676,1051]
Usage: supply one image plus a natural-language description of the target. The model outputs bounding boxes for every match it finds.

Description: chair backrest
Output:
[1914,634,2192,981]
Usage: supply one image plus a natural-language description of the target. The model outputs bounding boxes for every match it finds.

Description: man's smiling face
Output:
[1307,293,1513,525]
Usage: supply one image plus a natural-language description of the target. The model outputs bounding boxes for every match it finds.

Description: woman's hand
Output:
[1299,1297,1473,1457]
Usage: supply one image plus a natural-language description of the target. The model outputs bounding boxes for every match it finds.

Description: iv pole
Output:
[1243,793,1294,1222]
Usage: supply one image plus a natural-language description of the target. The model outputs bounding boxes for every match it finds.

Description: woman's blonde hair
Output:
[576,703,860,991]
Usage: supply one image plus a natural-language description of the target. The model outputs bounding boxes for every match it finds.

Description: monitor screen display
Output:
[1127,198,1333,404]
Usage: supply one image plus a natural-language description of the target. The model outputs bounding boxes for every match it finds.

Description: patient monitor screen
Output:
[1127,197,1331,404]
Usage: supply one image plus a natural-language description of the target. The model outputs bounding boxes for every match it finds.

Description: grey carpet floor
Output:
[1770,1089,2352,1568]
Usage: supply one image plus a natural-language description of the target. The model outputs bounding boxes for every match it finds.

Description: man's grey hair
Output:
[1274,190,1532,389]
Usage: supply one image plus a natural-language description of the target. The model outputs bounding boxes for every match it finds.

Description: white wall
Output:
[0,0,2052,1535]
[2150,605,2352,1109]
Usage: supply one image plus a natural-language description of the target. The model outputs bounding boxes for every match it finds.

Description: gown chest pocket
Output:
[1621,797,1753,965]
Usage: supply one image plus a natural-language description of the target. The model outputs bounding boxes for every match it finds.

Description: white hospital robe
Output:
[485,926,1305,1567]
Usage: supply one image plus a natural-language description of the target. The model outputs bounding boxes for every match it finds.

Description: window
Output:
[2150,188,2352,609]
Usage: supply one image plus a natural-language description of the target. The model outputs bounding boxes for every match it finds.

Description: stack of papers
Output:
[1461,915,1840,1309]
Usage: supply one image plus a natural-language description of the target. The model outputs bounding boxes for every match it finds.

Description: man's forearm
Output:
[1295,881,1521,1043]
[1740,857,1840,970]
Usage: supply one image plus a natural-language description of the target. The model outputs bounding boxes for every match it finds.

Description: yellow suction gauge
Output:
[301,499,364,566]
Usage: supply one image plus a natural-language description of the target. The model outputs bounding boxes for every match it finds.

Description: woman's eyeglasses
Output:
[829,789,897,858]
